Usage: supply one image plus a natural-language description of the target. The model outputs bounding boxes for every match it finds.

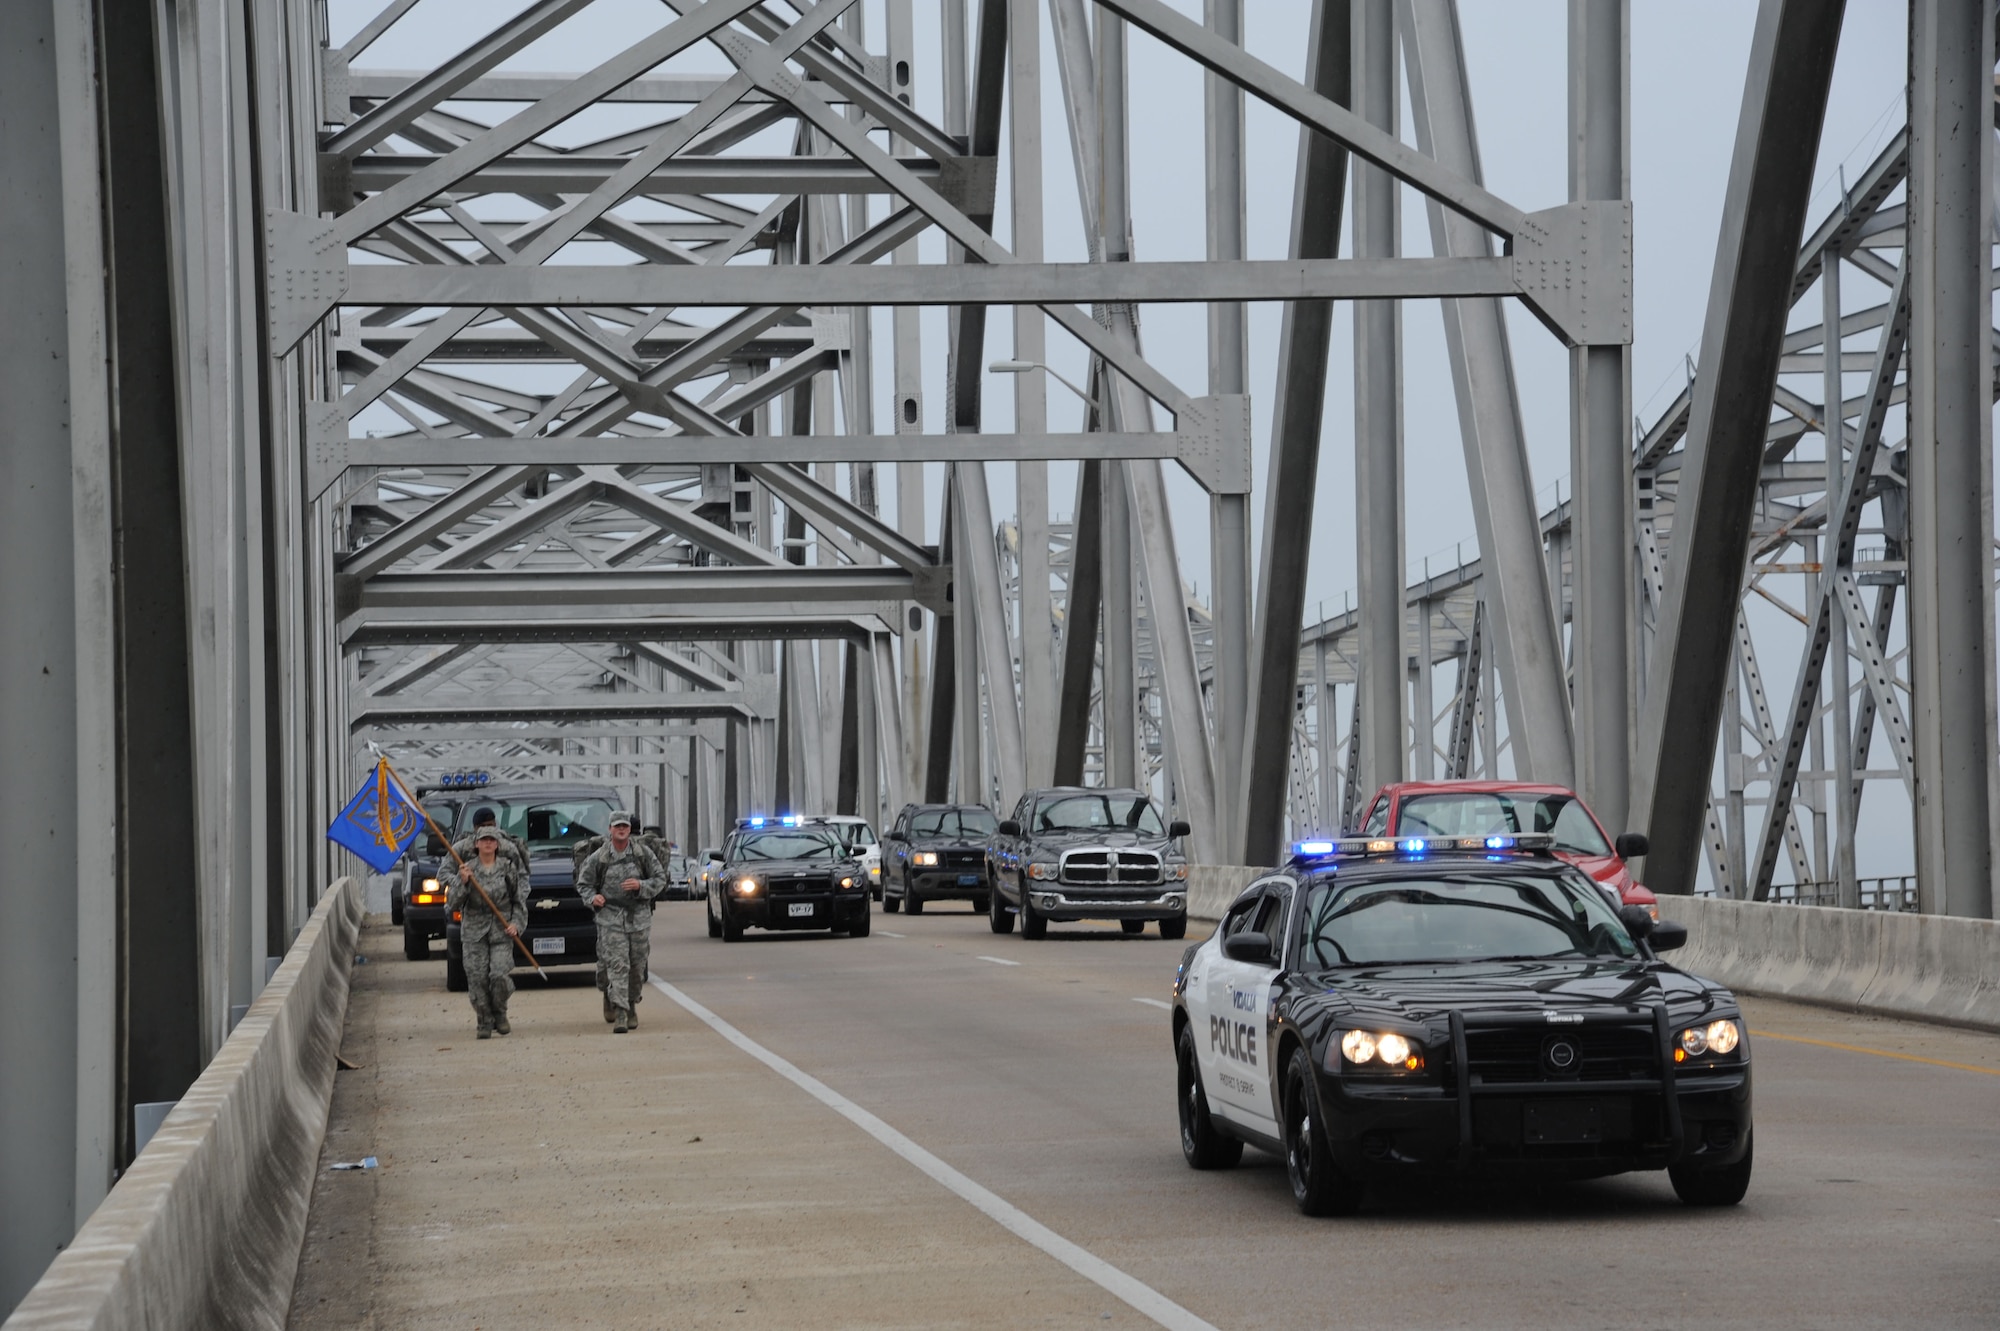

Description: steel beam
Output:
[1906,0,1999,918]
[1630,0,1846,895]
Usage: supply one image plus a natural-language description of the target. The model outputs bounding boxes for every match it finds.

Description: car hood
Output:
[907,836,991,851]
[1306,957,1729,1026]
[730,857,853,875]
[1025,829,1172,850]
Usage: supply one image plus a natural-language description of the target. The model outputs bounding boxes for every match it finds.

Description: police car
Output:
[1171,834,1752,1215]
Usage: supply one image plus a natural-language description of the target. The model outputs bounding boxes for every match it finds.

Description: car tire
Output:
[391,883,405,927]
[973,894,991,915]
[444,946,468,993]
[705,894,722,938]
[883,893,900,913]
[988,884,1015,934]
[1283,1048,1360,1216]
[1020,880,1048,940]
[848,904,871,938]
[1121,919,1146,936]
[403,921,429,961]
[1159,914,1188,941]
[1177,1023,1243,1170]
[721,906,744,943]
[906,892,925,915]
[1669,1131,1753,1207]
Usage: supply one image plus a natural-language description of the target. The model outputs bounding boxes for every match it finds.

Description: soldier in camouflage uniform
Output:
[446,827,531,1038]
[455,805,529,872]
[575,810,663,1033]
[573,826,675,1024]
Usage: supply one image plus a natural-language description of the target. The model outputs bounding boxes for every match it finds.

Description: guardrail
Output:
[4,878,362,1331]
[1761,877,1920,911]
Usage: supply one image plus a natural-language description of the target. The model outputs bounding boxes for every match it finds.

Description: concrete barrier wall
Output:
[5,878,362,1331]
[1188,865,1269,923]
[1662,894,2000,1031]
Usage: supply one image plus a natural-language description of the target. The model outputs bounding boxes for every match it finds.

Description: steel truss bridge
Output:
[3,0,1997,1311]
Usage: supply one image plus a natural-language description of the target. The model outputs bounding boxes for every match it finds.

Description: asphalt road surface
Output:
[294,904,2000,1330]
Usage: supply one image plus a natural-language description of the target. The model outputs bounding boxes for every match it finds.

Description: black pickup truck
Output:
[986,787,1192,940]
[441,781,622,991]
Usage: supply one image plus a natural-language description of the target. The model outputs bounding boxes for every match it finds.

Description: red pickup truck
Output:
[1354,780,1658,918]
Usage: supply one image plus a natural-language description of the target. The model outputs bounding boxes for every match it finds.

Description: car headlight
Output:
[1334,1029,1426,1072]
[423,877,440,893]
[1027,861,1058,880]
[839,876,855,889]
[1676,1019,1742,1061]
[733,877,760,896]
[914,852,940,867]
[1168,863,1190,880]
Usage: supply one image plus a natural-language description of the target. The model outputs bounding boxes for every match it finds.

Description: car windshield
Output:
[490,799,615,853]
[734,830,841,862]
[911,807,998,837]
[824,821,876,850]
[1395,791,1612,857]
[421,799,459,842]
[1033,795,1166,835]
[1295,871,1638,967]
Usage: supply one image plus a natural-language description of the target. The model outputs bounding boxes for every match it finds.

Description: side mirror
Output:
[1618,904,1656,940]
[884,830,904,842]
[1615,831,1650,860]
[425,834,448,858]
[701,848,720,863]
[1221,931,1274,964]
[1649,921,1688,952]
[998,819,1022,838]
[1169,819,1192,840]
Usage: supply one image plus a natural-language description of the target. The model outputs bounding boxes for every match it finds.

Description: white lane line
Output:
[878,930,906,938]
[976,955,1022,967]
[1132,997,1172,1010]
[649,975,1217,1331]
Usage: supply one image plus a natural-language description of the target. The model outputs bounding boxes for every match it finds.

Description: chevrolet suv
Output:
[987,787,1191,939]
[882,803,997,914]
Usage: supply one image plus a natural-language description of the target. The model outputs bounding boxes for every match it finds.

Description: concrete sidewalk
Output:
[288,916,1153,1330]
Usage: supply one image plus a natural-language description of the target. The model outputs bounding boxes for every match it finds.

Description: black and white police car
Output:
[1172,833,1752,1214]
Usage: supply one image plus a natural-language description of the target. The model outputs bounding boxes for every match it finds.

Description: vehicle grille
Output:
[765,873,826,895]
[943,849,985,871]
[1463,1023,1660,1084]
[526,889,591,924]
[1059,849,1162,885]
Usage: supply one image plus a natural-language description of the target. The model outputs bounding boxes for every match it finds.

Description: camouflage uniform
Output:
[453,828,528,873]
[446,848,531,1036]
[576,828,663,1031]
[574,831,673,1022]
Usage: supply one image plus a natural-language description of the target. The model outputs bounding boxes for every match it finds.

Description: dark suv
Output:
[398,792,469,959]
[988,787,1192,939]
[882,803,997,914]
[706,824,870,940]
[441,782,622,991]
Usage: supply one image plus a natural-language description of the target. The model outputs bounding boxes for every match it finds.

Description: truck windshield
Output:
[491,799,615,853]
[911,807,998,837]
[1395,791,1611,857]
[1033,795,1165,835]
[735,831,841,861]
[1295,871,1637,968]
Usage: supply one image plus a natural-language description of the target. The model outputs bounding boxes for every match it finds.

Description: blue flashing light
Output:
[748,816,767,827]
[1484,835,1516,850]
[780,814,802,826]
[1398,838,1429,855]
[1293,840,1337,857]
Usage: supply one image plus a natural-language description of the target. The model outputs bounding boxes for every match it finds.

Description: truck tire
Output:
[906,892,925,915]
[444,946,468,992]
[1020,883,1047,940]
[988,884,1014,934]
[883,893,900,914]
[1159,914,1188,940]
[403,921,429,961]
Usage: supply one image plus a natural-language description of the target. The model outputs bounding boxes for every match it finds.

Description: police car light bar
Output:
[1316,832,1557,857]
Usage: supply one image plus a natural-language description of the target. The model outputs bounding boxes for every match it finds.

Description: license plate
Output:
[788,902,815,918]
[531,936,564,955]
[1523,1100,1602,1144]
[958,874,983,886]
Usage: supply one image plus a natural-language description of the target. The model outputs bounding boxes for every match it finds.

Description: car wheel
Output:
[1283,1048,1360,1216]
[1020,879,1047,940]
[973,894,991,915]
[1177,1023,1243,1170]
[884,893,901,914]
[1121,919,1146,936]
[1669,1131,1753,1206]
[906,891,925,915]
[705,893,722,938]
[1158,914,1188,941]
[721,906,744,942]
[444,946,468,993]
[848,903,871,938]
[988,884,1014,935]
[403,921,429,961]
[391,884,405,927]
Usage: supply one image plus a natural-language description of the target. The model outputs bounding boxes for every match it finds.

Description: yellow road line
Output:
[1749,1028,2000,1077]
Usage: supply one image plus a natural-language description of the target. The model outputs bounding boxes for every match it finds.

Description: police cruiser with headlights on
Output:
[1171,833,1752,1215]
[706,817,870,940]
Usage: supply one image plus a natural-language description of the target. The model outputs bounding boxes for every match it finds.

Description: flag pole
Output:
[374,754,549,981]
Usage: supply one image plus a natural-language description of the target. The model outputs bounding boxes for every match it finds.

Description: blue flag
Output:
[328,761,424,874]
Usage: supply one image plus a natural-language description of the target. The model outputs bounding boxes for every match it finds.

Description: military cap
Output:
[609,809,635,827]
[473,826,500,841]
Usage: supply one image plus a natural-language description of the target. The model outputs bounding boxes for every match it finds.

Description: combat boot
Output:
[494,1010,512,1036]
[602,993,617,1024]
[625,1003,638,1029]
[613,1008,630,1034]
[476,1026,493,1040]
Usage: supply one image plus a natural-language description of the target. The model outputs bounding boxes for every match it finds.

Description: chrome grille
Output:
[1059,849,1162,885]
